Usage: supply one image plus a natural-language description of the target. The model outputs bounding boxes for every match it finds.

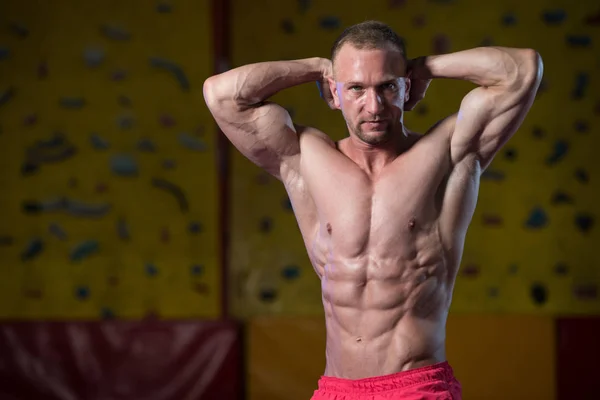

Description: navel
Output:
[326,223,332,235]
[356,337,362,343]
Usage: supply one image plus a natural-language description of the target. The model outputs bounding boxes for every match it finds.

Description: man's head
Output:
[328,21,410,145]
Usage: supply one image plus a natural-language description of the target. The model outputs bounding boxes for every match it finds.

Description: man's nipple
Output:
[408,218,416,230]
[326,223,332,235]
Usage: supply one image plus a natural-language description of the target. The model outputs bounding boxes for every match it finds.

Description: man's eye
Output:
[384,83,397,90]
[350,86,362,91]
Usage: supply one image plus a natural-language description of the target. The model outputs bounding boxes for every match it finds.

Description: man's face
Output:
[329,43,410,145]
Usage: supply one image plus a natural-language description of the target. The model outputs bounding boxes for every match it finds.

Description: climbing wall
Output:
[0,0,220,319]
[230,0,600,316]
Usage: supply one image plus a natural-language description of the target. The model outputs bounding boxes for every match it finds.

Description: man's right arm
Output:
[203,57,328,180]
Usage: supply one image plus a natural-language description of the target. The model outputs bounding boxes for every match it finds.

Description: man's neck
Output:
[342,127,414,177]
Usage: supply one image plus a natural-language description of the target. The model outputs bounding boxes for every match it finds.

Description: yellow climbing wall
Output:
[0,0,220,319]
[230,0,600,316]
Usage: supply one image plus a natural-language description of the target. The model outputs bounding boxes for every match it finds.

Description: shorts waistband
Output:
[317,361,455,393]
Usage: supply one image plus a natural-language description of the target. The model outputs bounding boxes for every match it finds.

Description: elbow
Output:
[203,75,221,109]
[520,49,544,89]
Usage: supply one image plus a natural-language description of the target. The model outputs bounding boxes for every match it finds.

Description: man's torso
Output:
[280,121,480,379]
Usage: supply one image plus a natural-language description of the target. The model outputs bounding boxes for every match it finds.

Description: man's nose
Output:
[365,88,384,114]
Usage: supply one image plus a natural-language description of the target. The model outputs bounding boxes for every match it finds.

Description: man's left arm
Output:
[412,47,543,170]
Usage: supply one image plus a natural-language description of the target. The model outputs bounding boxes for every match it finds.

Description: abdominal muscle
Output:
[314,237,452,379]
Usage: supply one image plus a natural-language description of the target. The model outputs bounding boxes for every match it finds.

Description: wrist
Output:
[410,56,434,80]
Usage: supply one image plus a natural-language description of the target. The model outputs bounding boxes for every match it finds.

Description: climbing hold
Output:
[117,95,132,107]
[0,236,14,246]
[487,286,499,298]
[20,163,38,176]
[546,139,569,165]
[110,154,138,176]
[461,264,480,278]
[256,172,271,185]
[193,282,210,295]
[482,214,503,227]
[90,133,110,150]
[159,114,176,127]
[179,133,207,151]
[117,218,130,240]
[551,190,574,205]
[95,182,108,193]
[149,57,190,91]
[0,87,15,106]
[542,9,566,25]
[117,114,134,130]
[320,16,341,31]
[259,288,278,303]
[298,0,311,13]
[111,69,127,81]
[38,60,48,79]
[259,216,273,233]
[479,37,494,47]
[574,119,589,133]
[504,148,517,161]
[191,264,204,276]
[156,2,172,13]
[21,238,43,261]
[188,221,202,234]
[481,169,505,181]
[151,178,189,212]
[508,264,519,275]
[416,103,428,115]
[525,207,548,229]
[25,133,77,166]
[501,12,517,26]
[137,138,156,152]
[100,308,115,320]
[107,276,119,286]
[532,126,545,138]
[566,35,591,48]
[70,240,99,262]
[530,283,548,306]
[574,213,594,233]
[9,22,29,38]
[162,159,176,169]
[281,19,295,34]
[573,284,598,301]
[433,34,451,54]
[29,197,101,217]
[282,197,293,211]
[585,10,600,26]
[48,223,67,240]
[145,263,158,277]
[160,227,170,243]
[75,286,90,300]
[281,264,301,280]
[574,168,589,184]
[83,47,105,67]
[60,97,85,109]
[412,14,426,28]
[101,25,131,41]
[572,72,589,100]
[554,262,569,276]
[23,289,43,299]
[0,47,10,60]
[23,113,38,127]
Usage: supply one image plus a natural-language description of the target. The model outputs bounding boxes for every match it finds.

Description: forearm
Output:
[413,47,540,88]
[204,57,326,108]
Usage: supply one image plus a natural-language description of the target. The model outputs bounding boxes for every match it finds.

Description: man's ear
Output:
[404,77,411,104]
[328,77,341,109]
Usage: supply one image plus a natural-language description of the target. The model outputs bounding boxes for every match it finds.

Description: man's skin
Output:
[204,40,543,379]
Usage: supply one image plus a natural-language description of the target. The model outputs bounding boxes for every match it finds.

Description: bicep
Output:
[211,100,301,180]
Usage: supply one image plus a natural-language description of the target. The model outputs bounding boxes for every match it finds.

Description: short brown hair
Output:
[331,20,407,62]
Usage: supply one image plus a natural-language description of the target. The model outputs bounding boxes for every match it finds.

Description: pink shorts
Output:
[311,361,462,400]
